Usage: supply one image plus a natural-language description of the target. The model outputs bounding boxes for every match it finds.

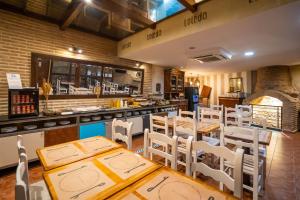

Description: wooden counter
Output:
[218,96,244,108]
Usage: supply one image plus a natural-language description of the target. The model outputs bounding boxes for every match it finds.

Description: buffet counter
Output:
[0,104,178,169]
[0,104,177,137]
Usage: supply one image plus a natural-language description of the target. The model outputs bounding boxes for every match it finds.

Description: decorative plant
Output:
[41,78,52,111]
[93,83,101,106]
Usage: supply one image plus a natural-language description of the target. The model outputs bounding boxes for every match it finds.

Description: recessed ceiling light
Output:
[77,49,83,54]
[135,63,140,67]
[244,51,255,57]
[68,47,74,52]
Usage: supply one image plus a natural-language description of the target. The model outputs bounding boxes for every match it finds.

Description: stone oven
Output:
[244,66,300,132]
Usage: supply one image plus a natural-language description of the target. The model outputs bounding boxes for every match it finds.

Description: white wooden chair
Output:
[225,107,239,126]
[112,118,133,150]
[150,114,169,136]
[144,129,178,169]
[16,153,51,200]
[198,109,222,146]
[200,109,223,124]
[211,104,224,113]
[186,139,244,199]
[17,135,26,156]
[173,116,197,140]
[173,116,199,173]
[197,106,211,121]
[149,114,171,164]
[178,109,196,119]
[220,124,264,200]
[236,105,253,127]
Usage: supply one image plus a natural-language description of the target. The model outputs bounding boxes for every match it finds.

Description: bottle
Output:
[120,98,123,108]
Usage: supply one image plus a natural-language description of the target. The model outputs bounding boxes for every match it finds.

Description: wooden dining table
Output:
[37,136,122,170]
[225,128,273,146]
[155,117,220,140]
[110,167,236,200]
[39,137,238,200]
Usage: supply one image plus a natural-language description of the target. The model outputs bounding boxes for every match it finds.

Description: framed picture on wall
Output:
[229,77,243,93]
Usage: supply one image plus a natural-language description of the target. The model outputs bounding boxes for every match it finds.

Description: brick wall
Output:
[0,10,152,115]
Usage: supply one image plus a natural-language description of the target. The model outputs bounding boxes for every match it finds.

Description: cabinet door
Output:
[0,132,44,169]
[177,74,184,92]
[23,132,44,161]
[142,115,150,131]
[170,75,177,91]
[104,121,112,139]
[80,122,106,139]
[44,126,78,147]
[127,116,143,135]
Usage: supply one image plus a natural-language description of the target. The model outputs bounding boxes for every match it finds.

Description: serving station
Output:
[0,104,178,169]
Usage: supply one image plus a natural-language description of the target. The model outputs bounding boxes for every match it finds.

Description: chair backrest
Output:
[150,114,169,136]
[112,118,133,150]
[236,104,252,112]
[16,153,29,200]
[197,106,211,121]
[236,105,253,127]
[17,135,26,157]
[186,139,244,198]
[144,129,178,169]
[220,124,259,196]
[173,116,197,141]
[225,107,238,126]
[220,124,259,165]
[211,104,224,114]
[200,109,223,124]
[178,109,196,120]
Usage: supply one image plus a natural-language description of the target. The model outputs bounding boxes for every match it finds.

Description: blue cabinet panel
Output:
[79,122,106,139]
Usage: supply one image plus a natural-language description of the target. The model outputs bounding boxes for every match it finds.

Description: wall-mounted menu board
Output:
[31,53,144,99]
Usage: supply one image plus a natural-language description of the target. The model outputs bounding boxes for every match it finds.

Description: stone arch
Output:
[245,90,299,132]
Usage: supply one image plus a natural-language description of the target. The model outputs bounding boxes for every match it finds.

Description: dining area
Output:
[13,104,273,200]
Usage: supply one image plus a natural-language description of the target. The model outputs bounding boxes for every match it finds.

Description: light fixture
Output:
[68,45,83,54]
[195,74,200,87]
[84,0,92,3]
[68,47,74,52]
[135,62,140,67]
[189,73,193,86]
[244,51,255,57]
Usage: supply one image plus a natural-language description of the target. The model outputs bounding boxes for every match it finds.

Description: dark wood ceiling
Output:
[0,0,201,41]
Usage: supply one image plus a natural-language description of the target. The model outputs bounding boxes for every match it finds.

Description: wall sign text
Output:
[184,11,207,27]
[121,42,131,50]
[147,29,162,40]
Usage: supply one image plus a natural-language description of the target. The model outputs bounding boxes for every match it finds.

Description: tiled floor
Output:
[1,131,300,200]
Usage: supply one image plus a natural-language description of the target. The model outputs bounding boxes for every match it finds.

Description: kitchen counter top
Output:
[0,104,177,124]
[0,104,178,138]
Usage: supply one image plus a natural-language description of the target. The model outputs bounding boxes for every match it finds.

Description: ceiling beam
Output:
[60,0,85,30]
[178,0,197,12]
[22,0,28,11]
[92,0,153,26]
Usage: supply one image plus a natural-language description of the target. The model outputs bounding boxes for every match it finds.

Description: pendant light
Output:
[189,73,193,86]
[195,74,200,87]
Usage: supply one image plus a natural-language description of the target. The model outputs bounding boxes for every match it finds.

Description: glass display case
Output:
[8,88,39,118]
